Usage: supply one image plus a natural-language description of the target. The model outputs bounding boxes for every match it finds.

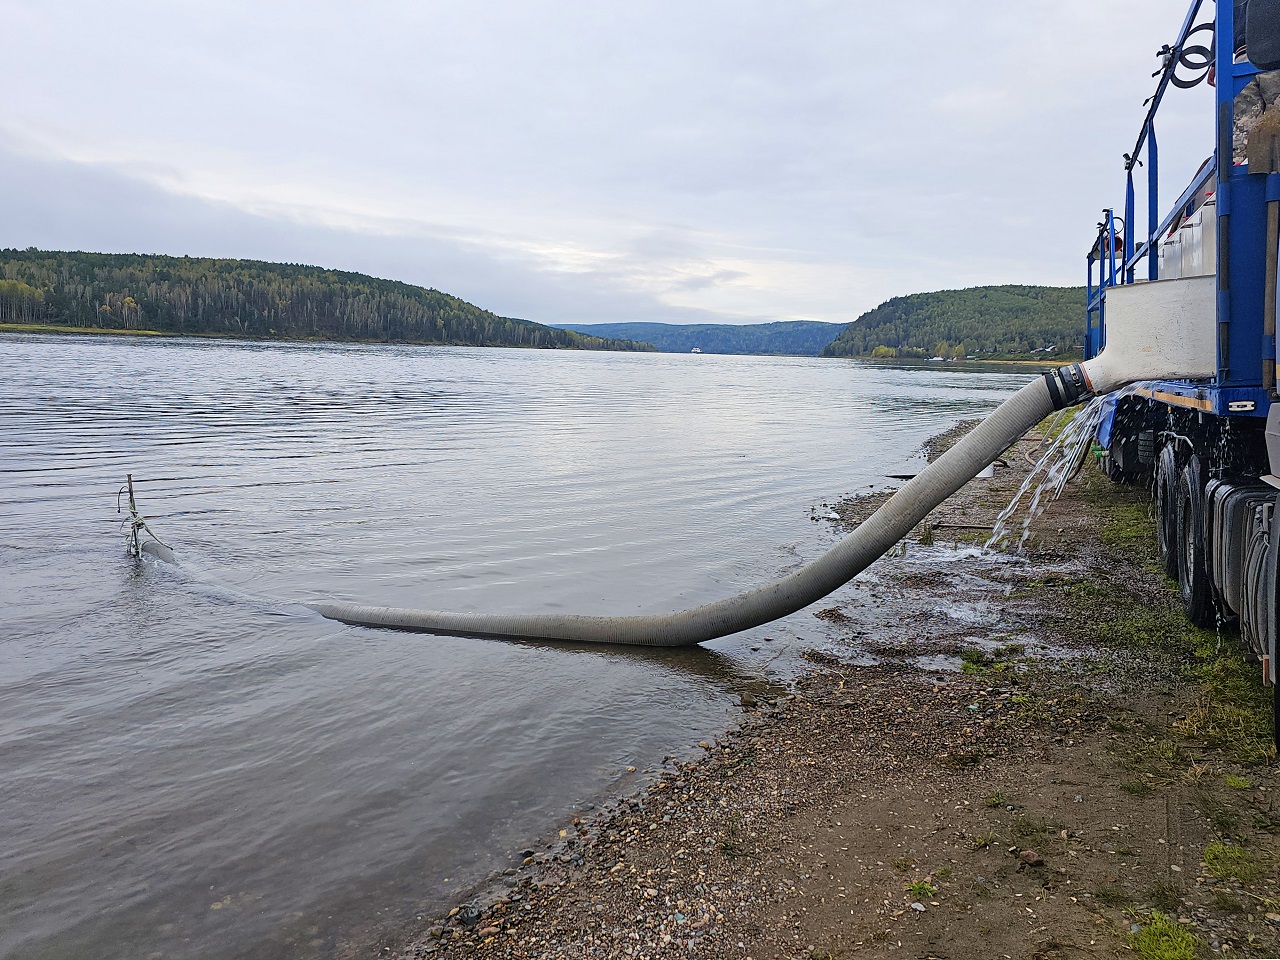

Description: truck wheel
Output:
[1178,455,1215,627]
[1155,445,1181,578]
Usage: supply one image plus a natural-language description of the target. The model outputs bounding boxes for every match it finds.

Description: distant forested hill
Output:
[552,320,845,356]
[0,249,652,352]
[822,285,1084,360]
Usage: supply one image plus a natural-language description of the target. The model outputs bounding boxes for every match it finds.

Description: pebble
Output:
[1019,849,1044,867]
[910,902,925,912]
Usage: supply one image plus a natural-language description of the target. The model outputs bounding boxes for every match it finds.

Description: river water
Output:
[0,335,1035,959]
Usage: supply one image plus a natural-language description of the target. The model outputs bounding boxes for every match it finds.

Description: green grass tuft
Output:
[1203,840,1265,882]
[1149,878,1181,913]
[905,880,936,900]
[1126,912,1199,960]
[1091,885,1131,907]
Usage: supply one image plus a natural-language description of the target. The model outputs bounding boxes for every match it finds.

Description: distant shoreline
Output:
[0,323,630,351]
[843,354,1075,368]
[0,324,1078,364]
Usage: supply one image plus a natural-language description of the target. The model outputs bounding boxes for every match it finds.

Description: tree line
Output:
[553,320,846,356]
[821,285,1084,361]
[0,249,653,352]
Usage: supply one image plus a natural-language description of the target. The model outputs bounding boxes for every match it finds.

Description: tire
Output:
[1178,455,1215,627]
[1154,444,1181,578]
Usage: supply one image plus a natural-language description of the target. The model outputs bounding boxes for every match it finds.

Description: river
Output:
[0,335,1036,958]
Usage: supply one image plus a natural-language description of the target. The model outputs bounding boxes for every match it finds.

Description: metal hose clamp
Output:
[1043,363,1092,410]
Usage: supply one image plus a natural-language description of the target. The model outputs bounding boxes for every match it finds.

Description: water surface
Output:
[0,336,1035,958]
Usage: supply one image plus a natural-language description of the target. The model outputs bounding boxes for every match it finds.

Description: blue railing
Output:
[1085,0,1212,359]
[1086,0,1273,405]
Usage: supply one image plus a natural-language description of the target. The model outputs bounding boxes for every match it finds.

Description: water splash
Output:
[987,392,1120,552]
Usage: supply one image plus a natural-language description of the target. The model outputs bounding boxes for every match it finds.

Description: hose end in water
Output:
[1043,363,1092,410]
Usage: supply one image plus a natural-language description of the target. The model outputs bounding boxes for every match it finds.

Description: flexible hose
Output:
[309,366,1089,646]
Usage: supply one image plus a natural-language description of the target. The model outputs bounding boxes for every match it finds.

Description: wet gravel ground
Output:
[382,423,1280,960]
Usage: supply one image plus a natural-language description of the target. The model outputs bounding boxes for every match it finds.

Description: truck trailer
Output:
[1089,0,1280,719]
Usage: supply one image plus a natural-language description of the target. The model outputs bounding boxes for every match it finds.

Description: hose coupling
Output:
[1043,363,1092,410]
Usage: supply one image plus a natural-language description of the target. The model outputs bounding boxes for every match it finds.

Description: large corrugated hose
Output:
[304,365,1093,646]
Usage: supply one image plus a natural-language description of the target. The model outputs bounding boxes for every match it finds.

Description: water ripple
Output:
[0,334,1034,959]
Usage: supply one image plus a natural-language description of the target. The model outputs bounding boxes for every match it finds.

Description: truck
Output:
[1088,0,1280,716]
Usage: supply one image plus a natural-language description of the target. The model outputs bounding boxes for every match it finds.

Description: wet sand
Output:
[381,423,1280,960]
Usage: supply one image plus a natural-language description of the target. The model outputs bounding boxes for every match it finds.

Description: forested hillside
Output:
[822,285,1084,360]
[0,249,652,351]
[552,320,844,356]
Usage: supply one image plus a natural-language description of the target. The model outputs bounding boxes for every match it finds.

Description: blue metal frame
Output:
[1086,0,1273,420]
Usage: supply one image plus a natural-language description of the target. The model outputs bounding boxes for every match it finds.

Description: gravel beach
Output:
[382,421,1279,960]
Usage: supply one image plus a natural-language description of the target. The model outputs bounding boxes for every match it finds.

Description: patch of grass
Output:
[985,791,1008,809]
[1126,912,1199,960]
[0,322,170,337]
[1011,816,1059,843]
[1203,840,1264,882]
[1144,739,1186,767]
[935,866,952,881]
[1191,787,1239,837]
[717,823,750,859]
[1075,558,1272,764]
[1010,694,1050,724]
[1254,811,1280,833]
[1149,878,1181,913]
[971,830,998,850]
[1097,499,1159,563]
[1210,890,1244,913]
[1120,779,1154,796]
[1224,774,1252,790]
[1091,885,1131,907]
[1076,655,1112,676]
[1098,606,1194,652]
[958,646,1023,676]
[906,880,936,900]
[1175,635,1276,764]
[1063,481,1275,762]
[891,856,912,873]
[718,839,748,858]
[941,749,989,769]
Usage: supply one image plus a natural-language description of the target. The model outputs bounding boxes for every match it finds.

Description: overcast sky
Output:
[2,0,1214,326]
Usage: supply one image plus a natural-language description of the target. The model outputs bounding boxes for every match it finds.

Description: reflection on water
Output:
[0,335,1035,959]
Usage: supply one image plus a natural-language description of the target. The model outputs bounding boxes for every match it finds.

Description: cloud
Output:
[1,0,1218,325]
